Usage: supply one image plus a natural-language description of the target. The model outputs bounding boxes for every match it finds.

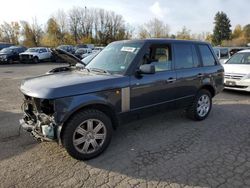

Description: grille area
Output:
[224,73,246,80]
[20,54,32,60]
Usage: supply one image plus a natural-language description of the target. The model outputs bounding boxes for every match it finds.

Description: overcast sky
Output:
[0,0,249,34]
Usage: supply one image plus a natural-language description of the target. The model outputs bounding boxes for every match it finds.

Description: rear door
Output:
[173,43,203,106]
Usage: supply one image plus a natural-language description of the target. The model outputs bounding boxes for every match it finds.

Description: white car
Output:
[19,47,53,63]
[223,50,250,92]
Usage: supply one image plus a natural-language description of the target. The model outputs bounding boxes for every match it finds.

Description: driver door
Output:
[130,43,177,111]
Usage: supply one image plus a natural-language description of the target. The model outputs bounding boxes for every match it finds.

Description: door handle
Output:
[166,78,176,83]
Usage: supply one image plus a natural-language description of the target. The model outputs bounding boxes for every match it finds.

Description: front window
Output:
[0,48,12,53]
[226,53,250,64]
[86,41,143,74]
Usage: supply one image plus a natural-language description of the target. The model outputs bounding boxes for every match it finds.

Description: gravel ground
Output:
[0,63,250,188]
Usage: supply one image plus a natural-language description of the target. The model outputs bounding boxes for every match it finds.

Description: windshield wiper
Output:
[89,68,111,74]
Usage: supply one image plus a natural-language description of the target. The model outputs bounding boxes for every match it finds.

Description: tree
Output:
[0,22,20,44]
[176,26,192,40]
[138,18,170,38]
[53,9,69,43]
[232,24,243,39]
[243,24,250,42]
[42,18,61,47]
[21,19,43,47]
[212,11,232,45]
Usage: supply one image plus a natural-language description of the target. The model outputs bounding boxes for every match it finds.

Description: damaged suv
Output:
[20,39,224,160]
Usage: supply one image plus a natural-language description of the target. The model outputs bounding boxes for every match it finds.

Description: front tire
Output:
[8,58,13,64]
[33,57,39,63]
[187,89,212,121]
[62,109,113,160]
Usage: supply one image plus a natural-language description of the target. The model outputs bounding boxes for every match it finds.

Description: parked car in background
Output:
[0,42,13,50]
[0,46,27,64]
[74,48,92,59]
[19,39,224,160]
[76,44,94,50]
[213,47,230,64]
[81,51,99,65]
[223,49,250,92]
[19,47,53,63]
[57,45,75,54]
[213,47,249,64]
[93,46,104,51]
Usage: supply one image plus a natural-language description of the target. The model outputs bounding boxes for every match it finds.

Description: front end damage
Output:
[20,95,60,142]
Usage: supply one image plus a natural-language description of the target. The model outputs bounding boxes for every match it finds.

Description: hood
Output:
[223,64,250,75]
[20,52,38,56]
[52,48,83,66]
[20,71,127,99]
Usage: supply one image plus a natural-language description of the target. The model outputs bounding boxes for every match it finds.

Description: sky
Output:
[0,0,249,34]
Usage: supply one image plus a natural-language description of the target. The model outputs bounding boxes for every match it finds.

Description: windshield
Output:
[0,48,12,53]
[86,42,143,74]
[26,48,39,52]
[226,52,250,64]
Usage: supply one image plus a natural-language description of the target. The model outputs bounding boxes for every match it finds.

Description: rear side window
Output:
[174,44,199,69]
[199,45,216,66]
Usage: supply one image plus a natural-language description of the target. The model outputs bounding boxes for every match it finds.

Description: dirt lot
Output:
[0,63,250,188]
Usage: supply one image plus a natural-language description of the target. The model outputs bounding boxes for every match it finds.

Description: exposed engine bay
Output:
[21,95,57,141]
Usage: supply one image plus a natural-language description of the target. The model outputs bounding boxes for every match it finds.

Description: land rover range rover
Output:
[20,39,224,160]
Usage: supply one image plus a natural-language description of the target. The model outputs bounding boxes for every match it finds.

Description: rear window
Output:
[174,44,199,69]
[220,49,229,59]
[198,45,216,66]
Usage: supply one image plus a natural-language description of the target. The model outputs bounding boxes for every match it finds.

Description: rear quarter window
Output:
[198,45,216,66]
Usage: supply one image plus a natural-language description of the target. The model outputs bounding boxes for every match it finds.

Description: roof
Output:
[115,38,210,45]
[238,49,250,53]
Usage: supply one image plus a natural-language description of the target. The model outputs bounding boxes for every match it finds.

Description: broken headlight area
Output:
[20,95,57,141]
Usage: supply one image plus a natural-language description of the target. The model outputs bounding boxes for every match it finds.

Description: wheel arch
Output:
[59,102,119,143]
[199,84,216,97]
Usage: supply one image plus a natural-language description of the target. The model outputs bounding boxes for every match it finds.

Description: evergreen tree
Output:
[212,11,232,45]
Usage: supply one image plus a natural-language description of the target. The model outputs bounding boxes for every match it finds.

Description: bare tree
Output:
[21,18,43,47]
[53,9,68,43]
[138,18,170,39]
[68,7,82,44]
[0,22,20,44]
[176,26,192,40]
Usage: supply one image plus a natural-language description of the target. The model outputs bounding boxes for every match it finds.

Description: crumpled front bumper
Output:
[19,118,56,142]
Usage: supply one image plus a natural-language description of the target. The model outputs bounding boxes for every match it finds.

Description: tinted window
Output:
[174,44,199,69]
[199,45,216,66]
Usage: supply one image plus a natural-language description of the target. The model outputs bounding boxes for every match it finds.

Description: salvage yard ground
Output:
[0,63,250,188]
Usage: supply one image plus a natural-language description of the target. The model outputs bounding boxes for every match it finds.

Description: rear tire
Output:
[62,109,113,160]
[187,89,212,121]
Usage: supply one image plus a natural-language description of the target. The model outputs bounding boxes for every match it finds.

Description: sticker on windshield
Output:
[121,47,136,53]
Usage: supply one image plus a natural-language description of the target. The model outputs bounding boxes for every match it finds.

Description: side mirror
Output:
[138,64,155,74]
